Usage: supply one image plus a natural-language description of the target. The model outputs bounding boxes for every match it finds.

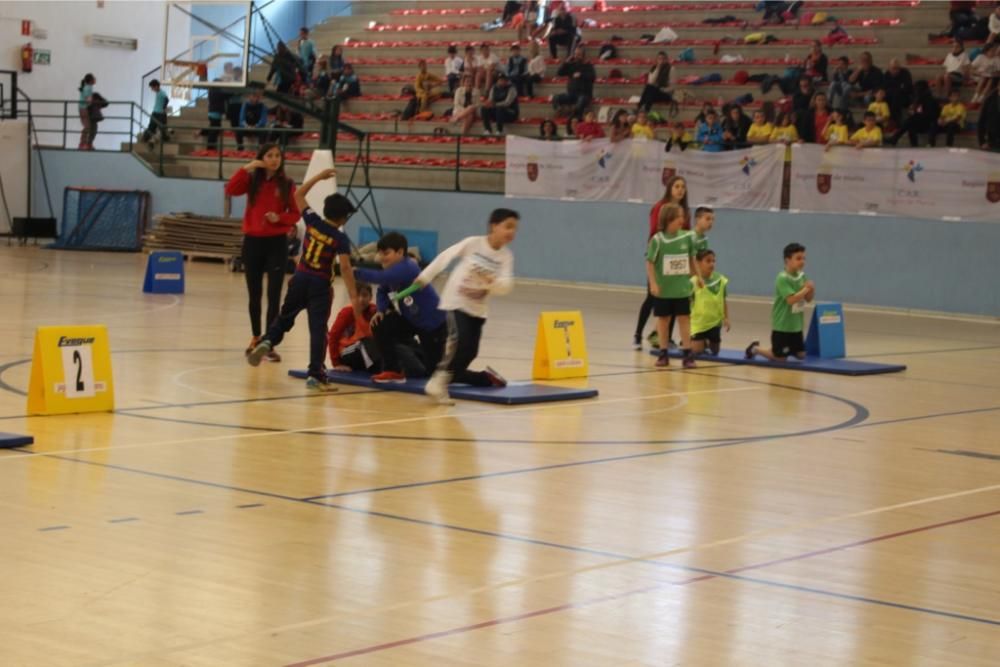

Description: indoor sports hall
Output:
[1,1,998,665]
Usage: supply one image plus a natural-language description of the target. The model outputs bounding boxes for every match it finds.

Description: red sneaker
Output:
[372,371,406,384]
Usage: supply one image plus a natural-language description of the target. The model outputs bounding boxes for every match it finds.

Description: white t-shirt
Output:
[990,12,1000,36]
[476,52,501,71]
[528,55,546,77]
[973,53,1000,80]
[944,51,970,74]
[445,55,464,77]
[417,236,514,318]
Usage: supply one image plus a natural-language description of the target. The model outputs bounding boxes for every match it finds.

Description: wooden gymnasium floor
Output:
[1,245,999,667]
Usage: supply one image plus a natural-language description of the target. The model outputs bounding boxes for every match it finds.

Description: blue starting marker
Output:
[143,251,185,294]
[805,302,846,359]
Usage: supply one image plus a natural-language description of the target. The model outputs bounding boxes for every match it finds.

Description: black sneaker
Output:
[745,340,760,360]
[484,366,508,387]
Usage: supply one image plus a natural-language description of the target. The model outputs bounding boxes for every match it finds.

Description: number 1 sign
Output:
[27,325,114,415]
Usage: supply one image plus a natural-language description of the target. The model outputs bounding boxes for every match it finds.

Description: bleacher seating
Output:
[135,0,986,192]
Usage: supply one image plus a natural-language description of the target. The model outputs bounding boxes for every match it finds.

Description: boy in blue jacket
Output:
[354,232,447,383]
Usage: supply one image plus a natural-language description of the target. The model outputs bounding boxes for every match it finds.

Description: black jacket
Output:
[557,60,595,97]
[979,91,1000,149]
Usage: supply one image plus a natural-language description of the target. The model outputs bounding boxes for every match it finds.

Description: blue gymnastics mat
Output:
[288,370,599,405]
[0,432,33,449]
[649,348,906,376]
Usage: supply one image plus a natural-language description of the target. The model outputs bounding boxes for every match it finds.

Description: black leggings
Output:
[635,288,674,341]
[242,235,287,338]
[439,310,491,387]
[263,273,330,376]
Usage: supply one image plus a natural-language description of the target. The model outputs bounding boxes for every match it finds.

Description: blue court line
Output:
[30,450,1000,628]
[926,449,1000,462]
[108,517,140,524]
[237,503,265,509]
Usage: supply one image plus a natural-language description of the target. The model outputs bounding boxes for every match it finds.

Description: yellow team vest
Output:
[690,273,728,335]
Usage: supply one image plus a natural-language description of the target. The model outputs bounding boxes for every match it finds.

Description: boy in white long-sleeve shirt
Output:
[392,208,519,402]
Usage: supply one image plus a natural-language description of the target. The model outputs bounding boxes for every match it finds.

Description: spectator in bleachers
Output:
[267,42,299,94]
[696,109,724,152]
[826,56,853,111]
[450,74,481,136]
[415,59,444,113]
[475,44,502,92]
[722,104,751,149]
[205,83,230,150]
[444,45,464,94]
[548,5,577,59]
[822,108,850,150]
[564,116,581,138]
[797,91,831,143]
[506,44,529,97]
[238,90,268,151]
[78,73,97,150]
[328,45,346,82]
[665,121,692,152]
[944,1,977,38]
[746,110,774,145]
[574,110,604,140]
[637,52,674,113]
[631,110,655,139]
[939,39,971,100]
[887,81,941,147]
[695,102,716,125]
[502,1,522,25]
[609,109,631,142]
[868,89,890,128]
[539,118,560,140]
[770,111,801,144]
[792,76,815,116]
[989,3,1000,45]
[463,45,478,86]
[845,52,883,108]
[526,42,546,98]
[971,42,999,104]
[268,105,304,147]
[882,59,914,125]
[332,63,361,102]
[482,73,519,135]
[978,85,1000,150]
[297,28,316,83]
[804,40,828,83]
[850,111,883,148]
[553,48,595,120]
[938,89,967,147]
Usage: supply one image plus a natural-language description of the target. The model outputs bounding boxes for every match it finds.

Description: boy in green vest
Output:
[690,249,729,356]
[646,203,700,368]
[745,242,815,361]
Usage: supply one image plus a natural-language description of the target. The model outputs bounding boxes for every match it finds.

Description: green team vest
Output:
[690,273,728,335]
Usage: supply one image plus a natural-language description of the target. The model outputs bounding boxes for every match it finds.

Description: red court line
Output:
[284,509,1000,665]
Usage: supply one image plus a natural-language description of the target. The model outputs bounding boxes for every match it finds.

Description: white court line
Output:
[79,480,1000,667]
[0,386,761,462]
[171,364,247,401]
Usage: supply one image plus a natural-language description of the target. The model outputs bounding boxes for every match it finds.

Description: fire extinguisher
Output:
[21,43,33,73]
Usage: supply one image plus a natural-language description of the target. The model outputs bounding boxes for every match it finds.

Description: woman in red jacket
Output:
[634,175,689,350]
[225,143,300,359]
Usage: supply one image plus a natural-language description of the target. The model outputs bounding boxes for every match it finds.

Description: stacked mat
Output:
[144,213,244,260]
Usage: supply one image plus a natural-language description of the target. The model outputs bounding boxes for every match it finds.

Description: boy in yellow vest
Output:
[689,249,729,356]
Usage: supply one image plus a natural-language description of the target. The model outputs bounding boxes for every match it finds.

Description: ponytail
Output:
[79,73,95,92]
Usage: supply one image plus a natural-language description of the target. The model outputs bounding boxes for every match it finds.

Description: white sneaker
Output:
[425,370,453,404]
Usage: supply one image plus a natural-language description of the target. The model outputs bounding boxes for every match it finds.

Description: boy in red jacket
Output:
[328,283,378,372]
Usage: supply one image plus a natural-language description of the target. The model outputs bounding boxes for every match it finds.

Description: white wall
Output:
[0,1,188,150]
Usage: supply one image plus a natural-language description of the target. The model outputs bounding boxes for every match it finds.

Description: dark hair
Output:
[611,109,629,128]
[695,248,715,261]
[657,50,668,57]
[488,208,519,226]
[953,38,965,49]
[79,73,96,91]
[247,144,293,208]
[838,55,849,64]
[776,111,794,125]
[323,193,356,222]
[300,26,309,33]
[657,203,684,232]
[539,119,558,137]
[783,242,806,259]
[863,111,876,120]
[149,79,161,88]
[357,282,373,296]
[660,175,690,216]
[695,206,714,219]
[447,45,457,54]
[377,231,408,253]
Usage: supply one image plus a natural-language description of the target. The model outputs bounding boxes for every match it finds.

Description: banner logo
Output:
[903,160,924,183]
[740,156,757,176]
[661,163,676,186]
[526,160,539,182]
[597,148,613,169]
[988,173,1000,203]
[816,172,832,194]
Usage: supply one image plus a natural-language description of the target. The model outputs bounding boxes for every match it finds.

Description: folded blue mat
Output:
[288,370,599,405]
[648,348,906,376]
[0,432,33,449]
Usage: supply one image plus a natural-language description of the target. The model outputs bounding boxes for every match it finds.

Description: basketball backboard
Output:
[162,1,252,95]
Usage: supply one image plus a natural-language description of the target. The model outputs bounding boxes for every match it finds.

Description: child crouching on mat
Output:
[247,168,360,391]
[393,208,518,403]
[745,242,814,362]
[689,249,730,356]
[328,283,378,373]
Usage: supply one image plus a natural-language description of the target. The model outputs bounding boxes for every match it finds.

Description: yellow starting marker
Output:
[27,325,115,415]
[532,311,589,380]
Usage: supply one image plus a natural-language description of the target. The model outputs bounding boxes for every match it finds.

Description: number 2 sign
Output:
[27,325,114,415]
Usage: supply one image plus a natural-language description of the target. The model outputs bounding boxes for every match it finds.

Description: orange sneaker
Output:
[372,370,406,384]
[245,336,260,357]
